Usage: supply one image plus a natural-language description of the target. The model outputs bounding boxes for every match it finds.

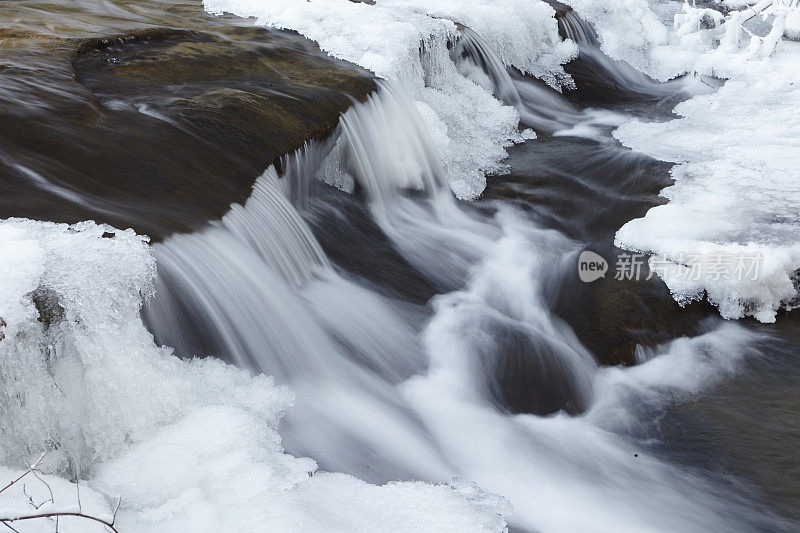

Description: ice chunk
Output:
[602,5,800,321]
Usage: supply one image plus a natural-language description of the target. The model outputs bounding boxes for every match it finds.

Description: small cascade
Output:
[145,161,446,481]
[452,27,583,133]
[145,82,597,481]
[320,81,498,289]
[559,10,686,101]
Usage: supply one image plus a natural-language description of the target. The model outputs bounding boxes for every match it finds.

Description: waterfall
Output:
[142,78,779,531]
[558,10,688,100]
[451,25,634,140]
[452,26,582,133]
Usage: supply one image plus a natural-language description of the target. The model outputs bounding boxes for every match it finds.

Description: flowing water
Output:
[145,49,796,533]
[3,1,800,531]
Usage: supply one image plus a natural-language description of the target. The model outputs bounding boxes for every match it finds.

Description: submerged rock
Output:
[556,265,717,366]
[0,0,376,240]
[487,135,718,367]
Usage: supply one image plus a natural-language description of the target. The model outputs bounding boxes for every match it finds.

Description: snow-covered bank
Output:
[204,0,575,199]
[0,219,509,532]
[565,0,800,321]
[614,53,800,322]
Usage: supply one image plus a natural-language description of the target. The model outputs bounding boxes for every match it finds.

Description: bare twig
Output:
[0,521,20,533]
[22,483,50,510]
[111,496,122,526]
[0,453,47,495]
[0,512,120,533]
[31,469,55,508]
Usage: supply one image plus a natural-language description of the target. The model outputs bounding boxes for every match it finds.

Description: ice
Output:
[560,1,800,321]
[787,6,800,40]
[379,0,577,87]
[94,405,509,533]
[563,0,675,79]
[0,218,509,532]
[204,0,573,199]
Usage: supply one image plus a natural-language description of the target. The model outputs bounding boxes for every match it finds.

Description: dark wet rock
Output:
[541,0,572,20]
[477,316,588,415]
[0,1,376,241]
[555,264,717,366]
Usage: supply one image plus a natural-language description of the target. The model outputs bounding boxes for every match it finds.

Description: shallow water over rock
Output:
[0,0,375,239]
[3,1,800,531]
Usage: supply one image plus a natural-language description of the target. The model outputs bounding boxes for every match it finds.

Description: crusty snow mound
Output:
[614,67,800,322]
[0,219,510,532]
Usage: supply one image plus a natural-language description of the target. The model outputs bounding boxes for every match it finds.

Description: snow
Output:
[563,0,800,321]
[0,467,112,532]
[786,6,800,40]
[379,0,577,87]
[203,0,574,199]
[614,63,800,321]
[0,218,509,532]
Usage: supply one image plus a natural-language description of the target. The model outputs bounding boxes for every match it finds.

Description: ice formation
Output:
[0,219,509,532]
[204,0,576,199]
[562,0,800,321]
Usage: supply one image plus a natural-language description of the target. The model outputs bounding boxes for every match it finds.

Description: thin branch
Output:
[0,512,120,533]
[0,453,47,495]
[31,469,55,509]
[111,496,122,526]
[0,521,20,533]
[22,483,50,510]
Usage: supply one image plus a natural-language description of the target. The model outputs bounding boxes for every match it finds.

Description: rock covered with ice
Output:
[0,218,509,531]
[204,0,575,199]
